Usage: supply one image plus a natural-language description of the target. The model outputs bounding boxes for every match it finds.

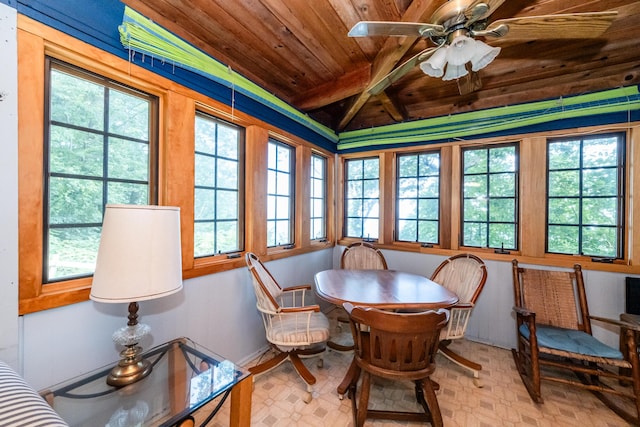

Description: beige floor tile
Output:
[197,309,634,426]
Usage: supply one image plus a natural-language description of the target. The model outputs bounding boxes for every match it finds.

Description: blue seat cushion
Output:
[519,324,623,359]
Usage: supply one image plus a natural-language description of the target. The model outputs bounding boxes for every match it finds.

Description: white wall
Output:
[21,250,334,390]
[0,2,19,369]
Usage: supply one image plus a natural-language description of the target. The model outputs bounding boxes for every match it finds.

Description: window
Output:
[396,151,440,244]
[345,157,379,239]
[547,134,625,258]
[267,139,294,247]
[194,112,243,257]
[44,60,157,282]
[310,154,327,240]
[462,144,518,250]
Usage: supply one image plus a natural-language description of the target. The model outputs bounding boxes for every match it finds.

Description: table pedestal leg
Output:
[337,358,360,398]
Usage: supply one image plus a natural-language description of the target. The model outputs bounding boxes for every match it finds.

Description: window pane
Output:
[48,227,101,280]
[462,144,518,250]
[194,112,242,257]
[49,127,103,176]
[50,69,103,130]
[310,154,327,240]
[546,135,624,258]
[395,151,440,244]
[109,89,149,139]
[345,158,379,239]
[108,138,149,181]
[267,139,294,246]
[45,59,156,283]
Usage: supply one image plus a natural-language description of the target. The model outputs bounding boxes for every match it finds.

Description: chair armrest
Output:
[513,306,534,318]
[283,284,312,292]
[280,304,321,313]
[590,315,640,332]
[452,302,474,310]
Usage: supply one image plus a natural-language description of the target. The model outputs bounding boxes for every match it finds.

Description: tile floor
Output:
[198,309,633,426]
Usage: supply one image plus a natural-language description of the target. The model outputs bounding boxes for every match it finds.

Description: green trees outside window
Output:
[547,134,624,258]
[462,144,519,250]
[396,151,440,244]
[345,157,379,239]
[310,154,327,240]
[45,60,157,282]
[194,112,243,257]
[267,139,294,247]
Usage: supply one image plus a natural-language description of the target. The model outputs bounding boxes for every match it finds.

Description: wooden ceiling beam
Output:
[293,65,371,111]
[377,91,408,122]
[336,0,440,131]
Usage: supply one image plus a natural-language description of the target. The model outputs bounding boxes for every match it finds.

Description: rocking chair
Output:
[512,260,640,424]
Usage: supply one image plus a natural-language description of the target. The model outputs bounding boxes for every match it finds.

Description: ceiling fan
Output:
[349,0,618,96]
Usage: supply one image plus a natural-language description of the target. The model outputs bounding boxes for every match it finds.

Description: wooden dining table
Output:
[314,269,459,397]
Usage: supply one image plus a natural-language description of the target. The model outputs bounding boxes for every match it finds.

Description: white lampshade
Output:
[420,47,447,78]
[91,204,183,303]
[442,63,468,81]
[446,35,476,66]
[470,40,501,71]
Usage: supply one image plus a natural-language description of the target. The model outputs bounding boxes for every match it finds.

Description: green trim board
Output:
[337,86,640,151]
[119,6,338,144]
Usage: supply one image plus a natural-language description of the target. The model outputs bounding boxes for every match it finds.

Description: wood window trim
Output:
[17,17,335,314]
[337,124,640,274]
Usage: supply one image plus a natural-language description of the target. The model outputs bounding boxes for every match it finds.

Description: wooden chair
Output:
[430,253,488,387]
[245,252,330,403]
[341,241,388,270]
[512,260,640,424]
[343,302,449,427]
[331,242,389,352]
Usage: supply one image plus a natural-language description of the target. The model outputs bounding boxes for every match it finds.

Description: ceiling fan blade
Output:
[464,0,507,23]
[348,21,445,38]
[480,12,618,39]
[368,48,439,96]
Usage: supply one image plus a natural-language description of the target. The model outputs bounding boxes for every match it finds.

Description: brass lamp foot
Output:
[107,344,152,387]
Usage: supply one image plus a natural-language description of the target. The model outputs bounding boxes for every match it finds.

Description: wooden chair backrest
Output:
[430,253,487,304]
[340,242,388,270]
[346,304,448,378]
[512,260,590,333]
[246,252,283,313]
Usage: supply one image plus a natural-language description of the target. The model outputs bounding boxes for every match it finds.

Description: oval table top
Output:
[314,269,458,310]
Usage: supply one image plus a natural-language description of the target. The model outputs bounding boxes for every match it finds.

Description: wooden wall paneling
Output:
[297,146,312,247]
[17,28,45,302]
[245,126,269,256]
[439,146,452,249]
[164,91,195,271]
[380,152,394,244]
[449,145,461,251]
[519,137,547,258]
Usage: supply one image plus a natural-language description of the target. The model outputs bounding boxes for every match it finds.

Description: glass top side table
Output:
[39,338,252,427]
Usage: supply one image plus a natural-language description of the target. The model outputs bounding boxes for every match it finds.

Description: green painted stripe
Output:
[120,7,337,143]
[338,87,640,150]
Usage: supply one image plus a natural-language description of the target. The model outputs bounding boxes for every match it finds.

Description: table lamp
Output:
[91,204,183,387]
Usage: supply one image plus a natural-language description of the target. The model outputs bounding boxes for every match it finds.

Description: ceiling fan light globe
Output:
[420,47,447,78]
[442,63,468,81]
[446,35,476,66]
[470,41,501,71]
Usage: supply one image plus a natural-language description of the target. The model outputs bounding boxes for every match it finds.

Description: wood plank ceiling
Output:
[121,0,640,133]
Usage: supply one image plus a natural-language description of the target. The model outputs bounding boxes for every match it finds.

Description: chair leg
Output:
[438,343,483,387]
[420,378,443,427]
[248,351,288,376]
[357,372,371,427]
[289,351,317,403]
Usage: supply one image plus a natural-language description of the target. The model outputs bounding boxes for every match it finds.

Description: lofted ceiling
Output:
[121,0,640,133]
